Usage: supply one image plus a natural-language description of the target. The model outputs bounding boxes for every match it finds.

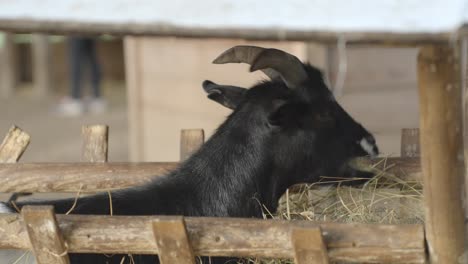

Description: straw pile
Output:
[244,157,424,264]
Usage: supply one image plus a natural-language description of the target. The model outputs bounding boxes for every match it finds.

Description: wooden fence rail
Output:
[0,157,421,193]
[0,211,425,263]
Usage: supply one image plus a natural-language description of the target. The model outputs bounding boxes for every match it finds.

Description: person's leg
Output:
[69,37,84,99]
[82,38,106,113]
[80,38,101,98]
[55,37,85,116]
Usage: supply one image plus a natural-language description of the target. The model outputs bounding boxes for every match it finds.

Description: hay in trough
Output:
[244,157,424,264]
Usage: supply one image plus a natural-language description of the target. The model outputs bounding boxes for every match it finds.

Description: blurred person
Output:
[56,36,106,116]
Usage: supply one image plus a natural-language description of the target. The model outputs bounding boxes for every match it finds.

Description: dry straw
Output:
[246,157,424,264]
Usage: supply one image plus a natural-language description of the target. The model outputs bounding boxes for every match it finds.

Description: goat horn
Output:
[212,46,280,80]
[250,48,308,89]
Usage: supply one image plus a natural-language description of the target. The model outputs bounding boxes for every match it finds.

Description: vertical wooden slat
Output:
[124,37,144,162]
[401,128,420,158]
[22,206,70,264]
[152,216,196,264]
[0,125,32,264]
[0,32,17,98]
[291,226,329,264]
[180,129,204,161]
[32,34,52,98]
[0,125,32,200]
[81,125,109,162]
[0,125,30,163]
[461,36,468,220]
[418,45,466,263]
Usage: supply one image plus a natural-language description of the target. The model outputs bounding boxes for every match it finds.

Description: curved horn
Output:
[250,48,308,88]
[212,45,280,80]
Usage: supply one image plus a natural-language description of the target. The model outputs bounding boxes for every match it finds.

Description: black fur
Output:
[4,62,378,264]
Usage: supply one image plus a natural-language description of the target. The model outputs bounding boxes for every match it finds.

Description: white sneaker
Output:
[54,97,85,116]
[88,98,108,114]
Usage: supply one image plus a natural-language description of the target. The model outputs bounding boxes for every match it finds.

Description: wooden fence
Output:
[0,125,426,264]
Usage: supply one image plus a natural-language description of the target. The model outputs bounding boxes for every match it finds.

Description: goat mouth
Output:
[359,138,379,158]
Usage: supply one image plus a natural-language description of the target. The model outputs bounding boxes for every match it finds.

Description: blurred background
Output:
[0,34,419,162]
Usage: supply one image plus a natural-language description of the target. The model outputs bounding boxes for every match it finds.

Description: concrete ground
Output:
[0,81,129,163]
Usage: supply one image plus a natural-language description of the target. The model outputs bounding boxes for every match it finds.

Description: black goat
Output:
[0,46,378,264]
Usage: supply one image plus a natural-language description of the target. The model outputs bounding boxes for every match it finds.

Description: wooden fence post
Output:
[0,125,31,200]
[153,216,195,264]
[291,227,329,264]
[82,125,108,162]
[0,125,30,163]
[22,206,70,264]
[0,33,17,98]
[32,34,52,98]
[0,126,32,264]
[180,129,204,161]
[418,45,466,263]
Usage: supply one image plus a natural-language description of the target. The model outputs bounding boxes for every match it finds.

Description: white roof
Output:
[0,0,467,42]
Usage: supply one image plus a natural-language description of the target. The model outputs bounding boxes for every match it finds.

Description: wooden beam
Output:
[153,216,195,264]
[180,129,204,161]
[0,215,426,263]
[0,125,30,163]
[0,157,421,193]
[418,45,466,263]
[32,34,52,98]
[0,33,17,98]
[0,162,177,193]
[81,125,109,162]
[350,157,422,181]
[291,227,329,264]
[461,36,468,220]
[21,206,70,264]
[0,19,453,45]
[123,37,144,162]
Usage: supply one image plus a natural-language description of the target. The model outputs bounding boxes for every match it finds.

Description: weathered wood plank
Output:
[21,206,70,264]
[0,33,17,98]
[418,45,466,263]
[0,215,426,263]
[291,226,329,264]
[0,157,422,193]
[0,162,177,193]
[81,125,109,162]
[180,129,204,161]
[0,19,454,45]
[0,125,32,262]
[152,216,195,264]
[401,128,420,158]
[0,125,31,163]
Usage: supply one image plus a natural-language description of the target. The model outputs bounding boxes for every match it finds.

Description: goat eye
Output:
[316,112,333,123]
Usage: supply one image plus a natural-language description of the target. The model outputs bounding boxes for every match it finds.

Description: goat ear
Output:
[202,80,247,109]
